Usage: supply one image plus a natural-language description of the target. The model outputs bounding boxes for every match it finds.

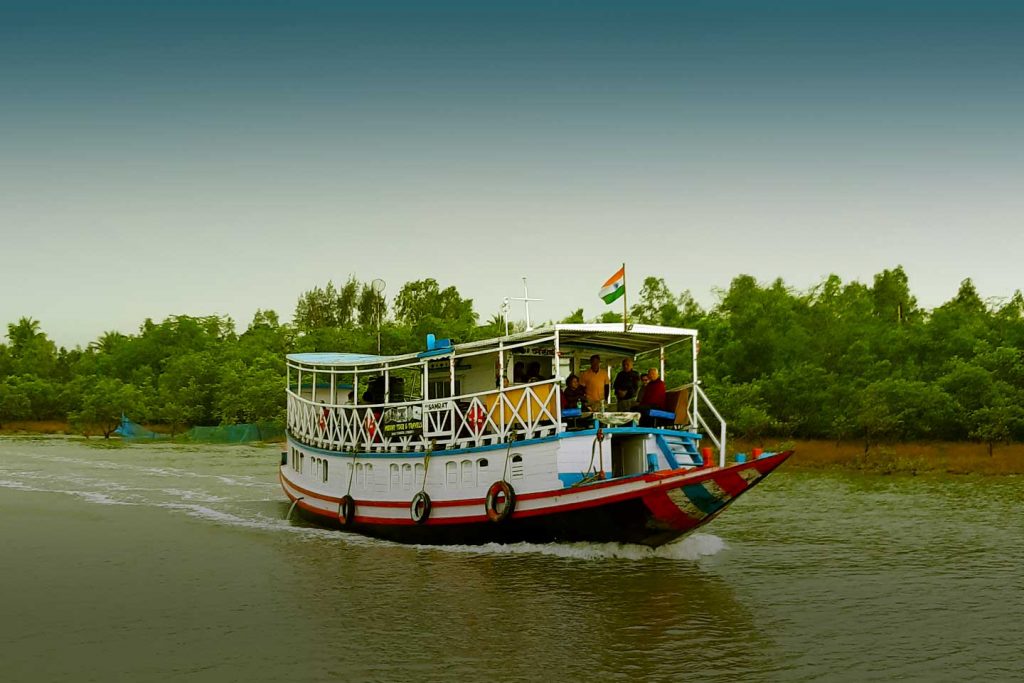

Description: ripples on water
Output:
[1,438,1022,682]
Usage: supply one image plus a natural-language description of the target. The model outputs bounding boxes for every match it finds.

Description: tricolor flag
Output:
[599,266,626,304]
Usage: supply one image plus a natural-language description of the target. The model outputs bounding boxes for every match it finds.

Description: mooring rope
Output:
[573,427,606,488]
[346,452,357,497]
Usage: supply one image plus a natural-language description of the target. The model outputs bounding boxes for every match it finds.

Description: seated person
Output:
[512,361,527,384]
[579,354,610,411]
[637,368,666,427]
[525,361,542,383]
[561,374,587,411]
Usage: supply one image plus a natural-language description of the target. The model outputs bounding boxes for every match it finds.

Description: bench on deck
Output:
[648,388,690,428]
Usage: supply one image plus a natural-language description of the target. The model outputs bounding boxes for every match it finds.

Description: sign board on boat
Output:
[380,406,423,438]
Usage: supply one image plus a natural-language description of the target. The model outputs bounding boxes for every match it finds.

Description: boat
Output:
[280,323,792,546]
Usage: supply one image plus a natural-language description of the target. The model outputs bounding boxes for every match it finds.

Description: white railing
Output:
[691,383,727,467]
[287,379,563,453]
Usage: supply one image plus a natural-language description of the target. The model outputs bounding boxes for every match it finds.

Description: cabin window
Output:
[364,464,374,488]
[511,454,524,480]
[322,459,329,483]
[414,463,425,488]
[389,464,400,490]
[356,463,364,487]
[446,461,458,487]
[477,458,489,485]
[428,379,462,400]
[299,453,305,474]
[460,460,473,488]
[401,463,413,490]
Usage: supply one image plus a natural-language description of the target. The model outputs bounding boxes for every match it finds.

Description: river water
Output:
[1,438,1021,682]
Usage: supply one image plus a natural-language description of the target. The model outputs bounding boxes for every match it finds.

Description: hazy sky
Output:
[2,0,1022,348]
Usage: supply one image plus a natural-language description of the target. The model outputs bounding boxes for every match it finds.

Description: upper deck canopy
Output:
[287,323,697,369]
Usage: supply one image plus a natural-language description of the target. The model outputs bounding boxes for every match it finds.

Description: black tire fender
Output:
[338,495,356,527]
[410,491,432,525]
[485,481,516,523]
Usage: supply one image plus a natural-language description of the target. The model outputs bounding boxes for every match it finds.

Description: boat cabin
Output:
[286,323,724,463]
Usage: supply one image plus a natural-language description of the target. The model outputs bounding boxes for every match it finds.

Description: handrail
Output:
[287,378,563,453]
[693,383,727,467]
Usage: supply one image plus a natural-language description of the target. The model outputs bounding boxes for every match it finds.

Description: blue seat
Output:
[562,408,582,418]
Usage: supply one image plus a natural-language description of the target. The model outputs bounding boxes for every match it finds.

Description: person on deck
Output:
[579,354,610,411]
[613,358,641,411]
[637,367,666,427]
[561,374,587,411]
[525,361,543,383]
[512,361,527,384]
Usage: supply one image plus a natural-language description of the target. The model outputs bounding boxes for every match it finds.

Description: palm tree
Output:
[6,317,41,354]
[89,331,127,354]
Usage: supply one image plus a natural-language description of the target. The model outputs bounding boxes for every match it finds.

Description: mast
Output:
[622,262,628,332]
[511,277,542,332]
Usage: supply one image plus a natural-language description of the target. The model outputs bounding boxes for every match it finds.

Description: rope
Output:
[574,427,606,487]
[419,440,435,493]
[501,432,516,483]
[345,452,357,497]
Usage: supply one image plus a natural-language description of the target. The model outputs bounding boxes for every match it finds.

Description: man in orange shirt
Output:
[579,354,610,411]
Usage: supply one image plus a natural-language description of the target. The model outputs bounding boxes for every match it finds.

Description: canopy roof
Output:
[287,323,696,369]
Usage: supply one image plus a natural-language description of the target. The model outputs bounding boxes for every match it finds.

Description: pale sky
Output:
[2,1,1022,348]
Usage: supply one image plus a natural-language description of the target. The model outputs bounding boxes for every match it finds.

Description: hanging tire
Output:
[338,495,356,527]
[485,481,516,523]
[410,491,432,524]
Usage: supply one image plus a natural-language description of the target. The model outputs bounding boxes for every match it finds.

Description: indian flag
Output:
[599,266,626,304]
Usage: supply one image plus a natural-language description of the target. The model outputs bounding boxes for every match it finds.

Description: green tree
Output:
[393,279,477,340]
[855,379,956,448]
[969,404,1024,456]
[357,282,387,329]
[872,266,918,322]
[0,381,32,427]
[294,278,361,330]
[70,378,143,438]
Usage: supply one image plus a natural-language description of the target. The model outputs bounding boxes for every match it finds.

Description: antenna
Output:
[371,278,386,354]
[501,297,511,336]
[510,277,543,332]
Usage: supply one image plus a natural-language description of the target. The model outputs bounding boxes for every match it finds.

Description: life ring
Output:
[410,491,432,525]
[337,495,356,526]
[466,404,486,433]
[485,480,515,523]
[364,411,377,439]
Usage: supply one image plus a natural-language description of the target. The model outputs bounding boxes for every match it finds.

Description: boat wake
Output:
[1,444,727,560]
[417,533,727,561]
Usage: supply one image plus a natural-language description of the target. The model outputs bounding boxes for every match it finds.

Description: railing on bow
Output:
[688,383,727,467]
[287,380,563,453]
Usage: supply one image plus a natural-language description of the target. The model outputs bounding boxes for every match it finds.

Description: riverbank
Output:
[737,439,1024,475]
[1,422,1020,474]
[0,420,284,443]
[0,420,72,435]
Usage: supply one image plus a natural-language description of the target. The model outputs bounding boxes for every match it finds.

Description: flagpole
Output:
[622,262,628,332]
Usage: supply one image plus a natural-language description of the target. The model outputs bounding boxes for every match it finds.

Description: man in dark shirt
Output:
[613,358,641,411]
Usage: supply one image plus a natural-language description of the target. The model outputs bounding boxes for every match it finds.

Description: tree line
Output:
[2,268,1023,450]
